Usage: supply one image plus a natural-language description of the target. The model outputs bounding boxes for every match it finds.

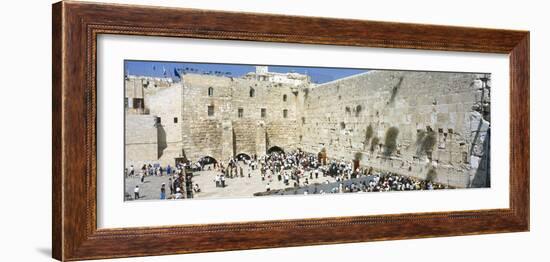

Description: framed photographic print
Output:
[52,1,529,261]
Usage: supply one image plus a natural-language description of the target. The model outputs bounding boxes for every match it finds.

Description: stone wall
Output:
[125,76,173,115]
[145,84,184,165]
[124,69,490,188]
[179,74,304,162]
[300,70,490,188]
[125,114,158,168]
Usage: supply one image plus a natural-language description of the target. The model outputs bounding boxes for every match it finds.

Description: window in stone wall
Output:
[261,108,266,118]
[283,109,288,118]
[208,105,214,116]
[173,117,178,123]
[133,98,144,109]
[208,87,214,97]
[238,108,244,118]
[283,94,287,102]
[249,88,255,97]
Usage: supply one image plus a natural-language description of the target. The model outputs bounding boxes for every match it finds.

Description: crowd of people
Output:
[125,163,173,179]
[250,150,449,196]
[294,171,447,196]
[127,162,201,200]
[126,149,449,200]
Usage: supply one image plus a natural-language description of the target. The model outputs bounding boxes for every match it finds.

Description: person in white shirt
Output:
[134,185,140,199]
[175,187,184,199]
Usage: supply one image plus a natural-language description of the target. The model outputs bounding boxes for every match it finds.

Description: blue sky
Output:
[125,60,367,84]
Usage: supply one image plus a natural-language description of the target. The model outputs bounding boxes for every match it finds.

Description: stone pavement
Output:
[124,163,338,201]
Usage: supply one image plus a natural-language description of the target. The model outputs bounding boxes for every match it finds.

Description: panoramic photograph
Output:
[123,60,491,201]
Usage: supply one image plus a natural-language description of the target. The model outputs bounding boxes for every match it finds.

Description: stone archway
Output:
[267,146,285,155]
[235,153,252,161]
[196,155,218,171]
[198,156,218,165]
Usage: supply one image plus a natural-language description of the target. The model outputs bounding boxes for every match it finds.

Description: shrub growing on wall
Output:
[303,87,309,99]
[421,131,437,154]
[389,76,404,104]
[355,105,363,117]
[384,127,399,156]
[426,168,437,182]
[415,129,437,156]
[370,136,380,153]
[354,152,363,161]
[365,124,374,144]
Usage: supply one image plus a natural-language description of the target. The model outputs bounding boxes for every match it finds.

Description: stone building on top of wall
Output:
[125,66,491,188]
[243,65,311,86]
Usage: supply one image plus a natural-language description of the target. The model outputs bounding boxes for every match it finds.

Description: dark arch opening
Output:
[235,153,251,161]
[267,146,285,155]
[198,156,218,165]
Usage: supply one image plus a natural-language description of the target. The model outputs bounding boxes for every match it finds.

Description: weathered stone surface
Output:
[125,114,158,167]
[125,68,491,188]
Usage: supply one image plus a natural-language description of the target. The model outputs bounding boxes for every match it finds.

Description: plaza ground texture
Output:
[126,163,340,201]
[124,162,447,201]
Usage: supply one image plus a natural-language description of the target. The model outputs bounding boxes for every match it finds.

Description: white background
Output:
[98,35,509,228]
[0,0,546,261]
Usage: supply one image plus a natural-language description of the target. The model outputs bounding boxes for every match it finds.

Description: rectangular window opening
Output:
[208,105,214,116]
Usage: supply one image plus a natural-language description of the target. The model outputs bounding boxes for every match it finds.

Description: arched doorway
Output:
[198,156,217,165]
[196,156,218,171]
[235,153,251,161]
[267,146,285,155]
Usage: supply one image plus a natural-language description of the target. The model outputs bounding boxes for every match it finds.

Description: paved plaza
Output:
[125,163,339,201]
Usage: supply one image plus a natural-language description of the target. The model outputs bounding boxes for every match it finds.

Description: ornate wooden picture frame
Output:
[52,1,529,261]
